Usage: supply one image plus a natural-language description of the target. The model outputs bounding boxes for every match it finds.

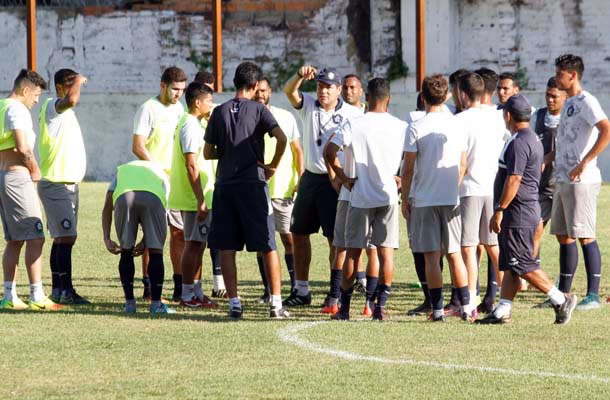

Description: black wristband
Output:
[495,204,506,212]
[297,70,304,78]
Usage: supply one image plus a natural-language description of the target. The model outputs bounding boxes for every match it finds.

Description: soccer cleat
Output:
[320,301,339,315]
[228,305,243,319]
[180,297,203,308]
[49,292,61,303]
[29,296,63,311]
[443,303,461,318]
[124,301,136,313]
[372,306,388,321]
[283,290,312,307]
[269,306,290,319]
[330,308,350,320]
[0,297,29,310]
[575,293,601,311]
[475,313,512,324]
[428,313,446,322]
[362,304,373,317]
[60,290,91,305]
[150,302,176,315]
[353,281,367,294]
[461,309,478,323]
[477,302,495,314]
[406,302,432,316]
[212,289,228,299]
[257,293,271,304]
[197,295,219,309]
[533,298,553,309]
[554,293,577,325]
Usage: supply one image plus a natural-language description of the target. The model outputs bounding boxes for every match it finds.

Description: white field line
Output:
[277,321,610,384]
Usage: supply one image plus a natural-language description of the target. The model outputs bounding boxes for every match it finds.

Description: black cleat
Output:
[554,293,577,325]
[211,289,228,299]
[330,308,350,321]
[353,281,366,294]
[475,313,512,324]
[60,290,91,305]
[407,302,432,316]
[372,306,388,321]
[228,305,243,319]
[269,306,290,319]
[477,302,495,314]
[257,293,270,304]
[283,290,312,307]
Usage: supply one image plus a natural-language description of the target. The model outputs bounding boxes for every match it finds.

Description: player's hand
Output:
[394,176,402,191]
[342,177,357,191]
[133,240,146,257]
[104,238,121,255]
[197,201,209,221]
[401,199,411,220]
[30,168,41,182]
[330,175,342,193]
[490,211,503,234]
[568,162,585,182]
[299,65,317,80]
[77,74,88,85]
[257,162,277,180]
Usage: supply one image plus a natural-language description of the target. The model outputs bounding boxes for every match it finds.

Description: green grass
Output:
[2,182,610,399]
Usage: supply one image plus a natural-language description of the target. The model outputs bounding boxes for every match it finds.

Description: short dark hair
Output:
[54,69,78,88]
[185,81,213,109]
[458,72,484,102]
[474,68,498,94]
[422,74,448,106]
[161,66,187,84]
[342,74,362,85]
[449,69,469,86]
[194,71,215,86]
[258,76,271,87]
[546,77,559,89]
[366,77,390,102]
[555,54,584,79]
[13,69,47,91]
[233,62,263,91]
[506,110,531,123]
[498,72,519,88]
[416,92,425,111]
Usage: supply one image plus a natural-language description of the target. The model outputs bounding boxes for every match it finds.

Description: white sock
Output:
[469,290,478,304]
[270,295,282,309]
[213,275,225,291]
[30,282,45,302]
[493,298,513,318]
[547,286,565,306]
[229,297,241,309]
[463,302,475,315]
[4,281,16,302]
[193,280,204,300]
[181,284,194,302]
[433,309,444,319]
[295,280,309,296]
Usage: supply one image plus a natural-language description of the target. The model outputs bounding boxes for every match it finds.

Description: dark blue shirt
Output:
[204,98,279,185]
[493,127,543,228]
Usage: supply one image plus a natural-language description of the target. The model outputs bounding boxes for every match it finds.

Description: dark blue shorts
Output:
[290,171,338,238]
[498,225,539,276]
[209,184,276,252]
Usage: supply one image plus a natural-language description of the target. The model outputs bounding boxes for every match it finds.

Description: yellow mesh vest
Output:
[0,98,18,151]
[112,160,168,208]
[143,98,181,176]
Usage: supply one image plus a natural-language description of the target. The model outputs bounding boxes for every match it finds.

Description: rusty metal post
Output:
[212,0,223,92]
[27,0,37,71]
[416,0,425,91]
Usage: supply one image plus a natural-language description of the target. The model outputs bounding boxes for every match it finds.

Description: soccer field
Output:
[2,182,610,399]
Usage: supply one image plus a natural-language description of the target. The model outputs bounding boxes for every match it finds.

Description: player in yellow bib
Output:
[38,69,89,305]
[132,67,186,301]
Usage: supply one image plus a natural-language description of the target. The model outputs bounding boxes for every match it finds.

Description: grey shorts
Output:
[410,205,462,254]
[38,181,79,238]
[182,211,212,243]
[539,196,553,223]
[345,204,399,249]
[332,200,349,248]
[167,209,184,230]
[0,170,44,241]
[272,198,294,234]
[460,196,498,246]
[550,182,600,239]
[114,191,167,250]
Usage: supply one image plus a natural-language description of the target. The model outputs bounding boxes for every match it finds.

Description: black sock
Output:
[56,243,72,294]
[142,277,151,289]
[257,255,269,295]
[430,287,443,311]
[50,243,60,291]
[376,284,391,308]
[413,252,430,305]
[559,242,578,293]
[365,275,379,303]
[582,241,602,296]
[119,251,135,300]
[483,256,498,305]
[339,286,354,313]
[329,269,342,300]
[172,274,182,297]
[356,270,365,282]
[456,286,470,308]
[449,287,461,307]
[148,253,164,301]
[66,245,74,291]
[210,248,222,276]
[284,254,295,290]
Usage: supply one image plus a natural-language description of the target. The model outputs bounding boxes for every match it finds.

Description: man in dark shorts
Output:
[204,62,289,319]
[476,94,577,325]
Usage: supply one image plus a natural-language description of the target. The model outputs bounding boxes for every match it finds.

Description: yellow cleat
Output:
[0,297,29,310]
[29,296,63,311]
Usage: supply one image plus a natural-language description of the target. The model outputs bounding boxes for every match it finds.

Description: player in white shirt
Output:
[550,54,610,310]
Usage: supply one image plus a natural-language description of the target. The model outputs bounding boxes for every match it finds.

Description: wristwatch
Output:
[495,204,506,212]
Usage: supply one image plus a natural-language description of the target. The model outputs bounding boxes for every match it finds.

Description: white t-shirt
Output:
[555,90,607,184]
[44,99,83,139]
[530,109,561,130]
[331,112,407,208]
[404,112,467,207]
[457,107,506,197]
[180,114,204,154]
[133,98,184,138]
[5,100,35,149]
[270,105,300,143]
[295,93,363,174]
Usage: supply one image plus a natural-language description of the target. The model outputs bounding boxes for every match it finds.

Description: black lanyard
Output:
[316,111,343,146]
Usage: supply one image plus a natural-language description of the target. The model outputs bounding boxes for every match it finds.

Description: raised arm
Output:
[284,65,317,108]
[55,74,87,113]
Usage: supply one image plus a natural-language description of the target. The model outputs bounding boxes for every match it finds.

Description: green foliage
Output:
[386,51,409,82]
[268,52,316,92]
[188,49,212,72]
[515,66,530,90]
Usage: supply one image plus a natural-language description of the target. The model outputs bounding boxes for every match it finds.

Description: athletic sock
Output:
[483,259,498,305]
[582,241,602,296]
[193,280,205,300]
[547,286,566,306]
[56,243,72,294]
[142,277,151,292]
[270,294,282,309]
[148,253,164,302]
[256,255,269,296]
[493,298,512,318]
[469,290,477,307]
[50,243,60,294]
[210,248,222,276]
[119,251,135,300]
[181,284,195,302]
[356,270,366,287]
[376,284,391,309]
[30,282,45,302]
[329,269,342,300]
[456,286,470,313]
[172,274,182,297]
[339,286,354,313]
[449,287,461,307]
[558,242,578,292]
[295,280,309,296]
[3,281,17,302]
[365,275,379,303]
[284,254,296,290]
[413,252,430,305]
[213,274,226,291]
[229,297,241,310]
[429,287,443,318]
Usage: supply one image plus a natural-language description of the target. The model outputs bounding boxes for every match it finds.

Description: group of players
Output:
[0,53,607,324]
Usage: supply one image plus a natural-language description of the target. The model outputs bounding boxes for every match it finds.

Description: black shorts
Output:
[290,171,338,238]
[209,184,277,252]
[498,225,539,276]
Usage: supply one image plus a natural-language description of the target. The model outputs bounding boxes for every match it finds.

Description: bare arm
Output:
[13,129,40,181]
[55,75,87,113]
[324,142,355,191]
[400,152,417,220]
[458,151,467,185]
[132,135,152,161]
[262,126,287,180]
[489,174,522,233]
[184,152,208,220]
[203,142,218,160]
[102,191,121,254]
[290,139,305,178]
[569,119,610,181]
[284,65,317,108]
